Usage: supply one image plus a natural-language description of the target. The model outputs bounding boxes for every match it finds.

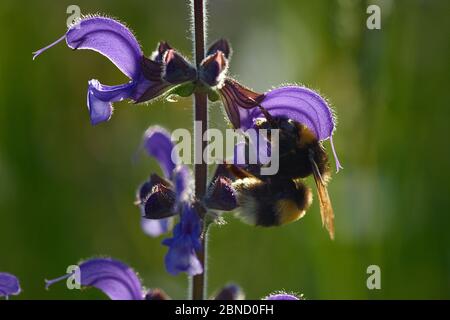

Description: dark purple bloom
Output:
[33,16,195,125]
[204,172,238,211]
[45,258,144,300]
[0,272,21,299]
[198,39,231,88]
[162,203,203,276]
[214,284,245,300]
[218,78,343,172]
[136,126,193,237]
[206,38,231,59]
[142,126,178,178]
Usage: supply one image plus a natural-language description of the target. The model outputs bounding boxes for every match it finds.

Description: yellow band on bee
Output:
[277,199,306,225]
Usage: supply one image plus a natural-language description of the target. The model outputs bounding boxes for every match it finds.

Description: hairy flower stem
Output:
[192,0,208,300]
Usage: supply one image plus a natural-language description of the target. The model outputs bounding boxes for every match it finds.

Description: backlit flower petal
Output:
[246,86,334,141]
[256,87,342,172]
[162,204,202,276]
[66,16,143,79]
[45,258,143,300]
[264,293,300,300]
[0,273,21,298]
[143,126,178,178]
[219,81,342,172]
[173,165,192,204]
[87,79,135,125]
[163,234,203,276]
[141,217,173,237]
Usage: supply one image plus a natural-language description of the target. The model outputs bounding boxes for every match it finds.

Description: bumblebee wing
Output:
[310,157,335,240]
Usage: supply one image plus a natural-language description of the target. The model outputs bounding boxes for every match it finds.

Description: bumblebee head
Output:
[296,123,318,148]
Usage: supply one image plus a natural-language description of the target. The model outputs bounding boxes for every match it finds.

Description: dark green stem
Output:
[192,0,208,300]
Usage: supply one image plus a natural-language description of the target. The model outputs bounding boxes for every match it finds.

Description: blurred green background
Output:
[1,0,449,299]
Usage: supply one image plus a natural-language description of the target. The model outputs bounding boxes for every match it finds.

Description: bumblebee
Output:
[227,108,335,239]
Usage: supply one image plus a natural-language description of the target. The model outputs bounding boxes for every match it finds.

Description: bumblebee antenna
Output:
[308,150,324,184]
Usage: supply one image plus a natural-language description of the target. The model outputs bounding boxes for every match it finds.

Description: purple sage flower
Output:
[162,203,203,276]
[33,16,196,125]
[0,272,21,299]
[45,258,144,300]
[136,126,203,276]
[136,126,193,237]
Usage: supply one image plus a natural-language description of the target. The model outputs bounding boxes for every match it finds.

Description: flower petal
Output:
[163,232,203,276]
[143,126,178,178]
[264,292,301,300]
[247,86,334,141]
[45,258,143,300]
[249,86,342,171]
[173,165,192,205]
[0,273,21,298]
[141,217,173,237]
[162,205,202,276]
[66,16,143,79]
[87,79,135,125]
[220,81,335,141]
[163,235,203,276]
[220,82,342,172]
[180,203,202,239]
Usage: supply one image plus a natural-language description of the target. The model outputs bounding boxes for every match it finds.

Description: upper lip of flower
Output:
[0,272,21,298]
[45,258,145,300]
